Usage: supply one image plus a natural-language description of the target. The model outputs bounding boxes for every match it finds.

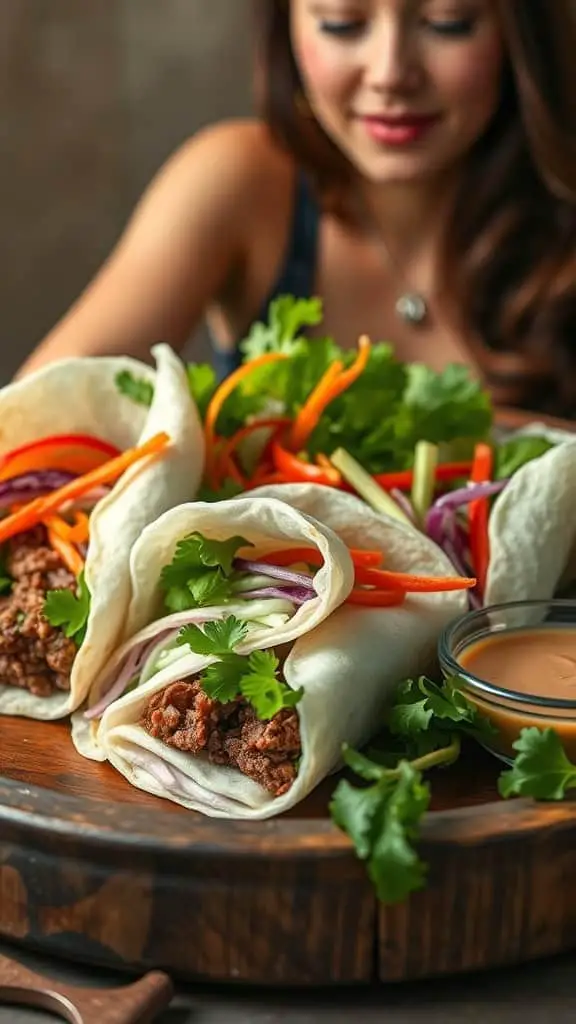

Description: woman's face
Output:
[290,0,505,184]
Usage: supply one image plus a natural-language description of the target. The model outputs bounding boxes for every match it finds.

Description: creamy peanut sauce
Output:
[458,628,576,760]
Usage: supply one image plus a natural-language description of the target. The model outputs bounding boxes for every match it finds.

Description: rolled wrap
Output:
[72,494,356,759]
[0,343,204,719]
[96,485,467,818]
[485,434,576,605]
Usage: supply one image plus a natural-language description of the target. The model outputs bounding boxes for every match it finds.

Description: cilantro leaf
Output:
[114,370,154,407]
[402,363,492,452]
[187,570,233,607]
[239,649,303,719]
[44,571,91,645]
[493,436,555,480]
[240,295,323,359]
[386,676,496,754]
[159,532,251,612]
[330,759,430,903]
[201,656,246,703]
[498,727,576,800]
[161,532,250,581]
[177,615,249,656]
[177,617,301,719]
[186,363,217,419]
[367,762,430,902]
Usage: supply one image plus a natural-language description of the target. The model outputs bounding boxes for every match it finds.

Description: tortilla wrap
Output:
[486,436,576,605]
[0,343,204,720]
[72,493,356,759]
[96,485,467,818]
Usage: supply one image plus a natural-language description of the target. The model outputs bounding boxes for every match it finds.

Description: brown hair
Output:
[254,0,576,414]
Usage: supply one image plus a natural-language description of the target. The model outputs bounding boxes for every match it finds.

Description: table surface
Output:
[1,942,576,1023]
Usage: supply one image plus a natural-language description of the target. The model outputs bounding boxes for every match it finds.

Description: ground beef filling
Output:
[140,679,302,797]
[0,527,77,697]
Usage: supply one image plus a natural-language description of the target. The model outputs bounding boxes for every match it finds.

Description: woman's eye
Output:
[318,19,366,37]
[425,17,477,37]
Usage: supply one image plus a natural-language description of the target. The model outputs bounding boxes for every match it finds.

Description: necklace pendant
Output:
[395,292,428,325]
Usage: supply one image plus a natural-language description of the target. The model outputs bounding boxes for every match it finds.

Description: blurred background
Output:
[1,0,253,381]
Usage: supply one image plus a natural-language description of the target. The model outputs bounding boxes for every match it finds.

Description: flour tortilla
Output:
[0,343,204,720]
[486,434,576,605]
[97,485,467,818]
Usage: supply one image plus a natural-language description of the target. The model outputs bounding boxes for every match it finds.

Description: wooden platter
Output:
[1,406,576,987]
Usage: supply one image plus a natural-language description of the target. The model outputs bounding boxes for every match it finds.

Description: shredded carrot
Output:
[68,511,90,544]
[353,565,477,592]
[260,547,384,569]
[468,442,493,599]
[287,359,343,453]
[0,432,170,545]
[289,335,371,452]
[203,354,288,487]
[46,527,85,577]
[346,589,406,607]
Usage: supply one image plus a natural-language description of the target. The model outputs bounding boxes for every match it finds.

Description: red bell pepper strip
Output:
[372,461,473,492]
[0,432,170,544]
[468,442,493,599]
[0,434,121,482]
[272,441,342,487]
[353,565,477,592]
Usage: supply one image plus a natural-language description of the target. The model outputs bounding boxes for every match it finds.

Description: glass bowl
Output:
[438,599,576,764]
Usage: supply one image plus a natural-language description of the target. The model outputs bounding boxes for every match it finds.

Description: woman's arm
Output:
[16,121,273,376]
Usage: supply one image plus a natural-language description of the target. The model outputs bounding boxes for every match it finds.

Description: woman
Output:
[18,1,576,413]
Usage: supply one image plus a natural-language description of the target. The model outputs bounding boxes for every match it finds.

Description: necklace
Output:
[354,200,430,326]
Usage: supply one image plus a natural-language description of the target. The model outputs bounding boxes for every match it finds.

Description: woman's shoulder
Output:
[164,119,297,214]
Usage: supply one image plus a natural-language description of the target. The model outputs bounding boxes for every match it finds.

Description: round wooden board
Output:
[1,406,576,987]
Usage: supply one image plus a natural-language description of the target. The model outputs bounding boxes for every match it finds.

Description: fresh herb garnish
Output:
[159,531,251,612]
[498,727,576,800]
[329,675,493,903]
[493,435,556,480]
[185,296,493,476]
[114,370,154,407]
[44,570,91,645]
[178,615,303,719]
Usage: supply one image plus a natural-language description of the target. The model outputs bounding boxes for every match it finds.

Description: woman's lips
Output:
[360,114,441,146]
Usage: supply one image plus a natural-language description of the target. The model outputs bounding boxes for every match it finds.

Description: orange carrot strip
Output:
[68,511,90,544]
[204,355,288,487]
[0,432,170,545]
[289,335,371,451]
[353,565,476,592]
[46,528,85,577]
[468,442,493,598]
[260,547,384,569]
[288,360,343,452]
[346,589,406,607]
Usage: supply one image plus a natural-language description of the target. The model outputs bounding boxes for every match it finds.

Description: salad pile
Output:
[117,296,556,606]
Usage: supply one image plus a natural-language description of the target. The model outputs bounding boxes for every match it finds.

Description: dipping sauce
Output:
[457,627,576,762]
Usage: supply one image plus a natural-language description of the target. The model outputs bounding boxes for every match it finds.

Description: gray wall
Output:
[1,1,253,382]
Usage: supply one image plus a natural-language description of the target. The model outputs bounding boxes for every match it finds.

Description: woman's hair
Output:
[254,0,576,414]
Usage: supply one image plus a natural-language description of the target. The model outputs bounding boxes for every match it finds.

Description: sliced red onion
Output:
[0,469,77,508]
[233,558,316,591]
[84,630,178,720]
[425,479,508,549]
[389,487,416,522]
[239,586,313,606]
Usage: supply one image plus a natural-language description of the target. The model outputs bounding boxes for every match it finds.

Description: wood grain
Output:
[0,406,575,986]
